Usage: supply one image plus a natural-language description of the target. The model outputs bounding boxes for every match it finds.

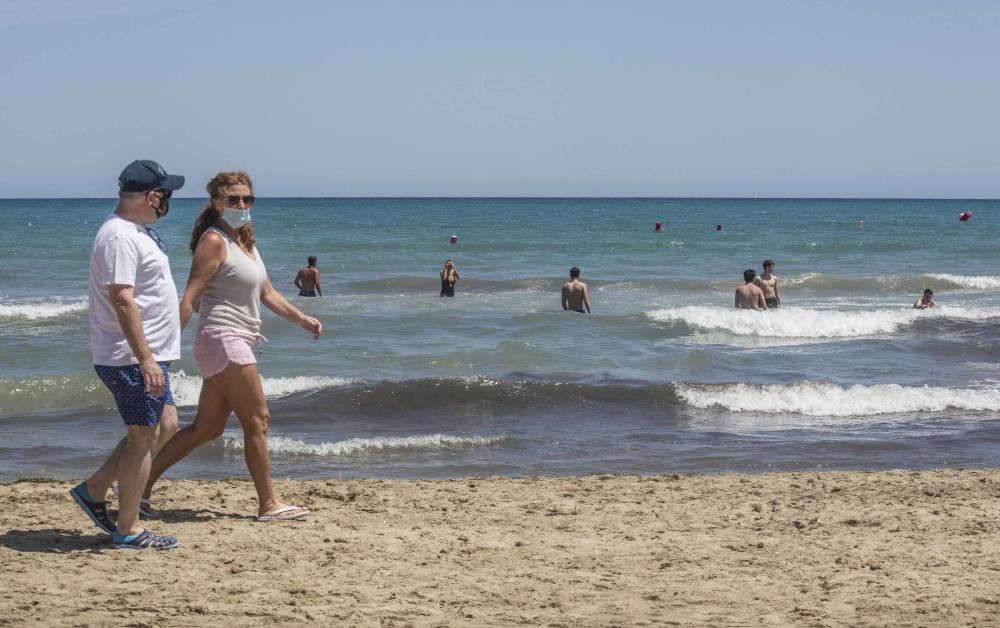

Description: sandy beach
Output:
[1,469,998,627]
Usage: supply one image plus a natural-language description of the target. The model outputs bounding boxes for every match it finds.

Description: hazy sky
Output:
[2,0,999,197]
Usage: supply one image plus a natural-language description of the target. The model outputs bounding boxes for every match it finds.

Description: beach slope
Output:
[1,469,998,626]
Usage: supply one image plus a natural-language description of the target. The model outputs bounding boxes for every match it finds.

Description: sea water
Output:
[0,198,997,480]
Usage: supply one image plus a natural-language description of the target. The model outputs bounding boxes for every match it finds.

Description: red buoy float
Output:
[450,234,458,244]
[655,221,662,232]
[716,224,723,231]
[959,211,972,222]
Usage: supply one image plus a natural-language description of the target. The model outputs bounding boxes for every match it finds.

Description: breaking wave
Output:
[0,298,88,320]
[646,306,998,338]
[675,382,1000,416]
[222,433,508,456]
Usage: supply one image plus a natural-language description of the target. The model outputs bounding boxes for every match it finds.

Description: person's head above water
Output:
[924,288,933,296]
[763,260,775,271]
[570,267,581,279]
[744,269,756,283]
[307,255,317,268]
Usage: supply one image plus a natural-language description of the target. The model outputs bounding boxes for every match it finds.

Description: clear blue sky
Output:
[2,0,999,198]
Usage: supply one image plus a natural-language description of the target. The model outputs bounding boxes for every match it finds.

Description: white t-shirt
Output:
[88,213,181,366]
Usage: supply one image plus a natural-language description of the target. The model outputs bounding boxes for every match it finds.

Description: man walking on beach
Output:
[562,266,592,314]
[70,160,185,550]
[735,269,768,310]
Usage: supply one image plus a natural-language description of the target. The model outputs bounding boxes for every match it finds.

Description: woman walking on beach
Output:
[145,171,321,521]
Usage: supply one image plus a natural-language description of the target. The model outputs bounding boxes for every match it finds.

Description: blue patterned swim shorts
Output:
[94,362,174,426]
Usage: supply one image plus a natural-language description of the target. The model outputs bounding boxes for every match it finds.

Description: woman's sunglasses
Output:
[223,195,255,207]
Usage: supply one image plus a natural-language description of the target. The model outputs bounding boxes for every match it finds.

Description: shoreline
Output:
[2,469,999,626]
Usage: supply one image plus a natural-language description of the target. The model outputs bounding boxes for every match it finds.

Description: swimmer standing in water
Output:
[754,259,780,309]
[440,259,459,297]
[561,266,592,314]
[736,269,768,310]
[294,256,322,297]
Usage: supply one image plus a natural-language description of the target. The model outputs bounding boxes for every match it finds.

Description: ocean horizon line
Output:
[2,195,999,202]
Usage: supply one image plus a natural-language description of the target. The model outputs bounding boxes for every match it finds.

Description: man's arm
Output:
[107,284,164,396]
[294,269,304,290]
[757,290,768,310]
[582,284,592,314]
[561,285,570,310]
[314,270,322,297]
[774,278,780,305]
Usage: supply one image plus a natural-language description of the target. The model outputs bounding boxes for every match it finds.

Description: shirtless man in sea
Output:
[754,259,780,308]
[736,269,768,310]
[913,288,935,309]
[561,267,592,314]
[294,256,322,297]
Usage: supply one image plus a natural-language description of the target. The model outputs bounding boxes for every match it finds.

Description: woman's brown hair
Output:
[189,171,257,254]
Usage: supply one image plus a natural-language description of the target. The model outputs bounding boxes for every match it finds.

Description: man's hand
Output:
[139,356,164,396]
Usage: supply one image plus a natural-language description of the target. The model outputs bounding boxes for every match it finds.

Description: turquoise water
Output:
[0,198,997,480]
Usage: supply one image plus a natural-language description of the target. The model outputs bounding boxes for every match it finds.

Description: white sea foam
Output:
[926,274,1000,290]
[0,298,88,320]
[780,272,820,285]
[170,370,354,407]
[675,382,1000,417]
[647,306,998,338]
[222,433,508,456]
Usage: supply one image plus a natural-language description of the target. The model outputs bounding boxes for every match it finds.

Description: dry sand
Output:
[1,469,998,627]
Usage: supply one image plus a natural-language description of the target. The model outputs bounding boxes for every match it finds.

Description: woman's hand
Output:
[299,315,322,339]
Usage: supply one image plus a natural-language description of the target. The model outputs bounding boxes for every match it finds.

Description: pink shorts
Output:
[193,326,265,378]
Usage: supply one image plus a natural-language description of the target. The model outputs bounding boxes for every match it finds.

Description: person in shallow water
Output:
[735,268,768,310]
[561,266,592,314]
[754,259,781,309]
[913,288,935,309]
[440,259,459,297]
[294,255,322,297]
[144,170,322,522]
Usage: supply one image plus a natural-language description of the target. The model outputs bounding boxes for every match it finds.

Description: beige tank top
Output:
[197,227,268,335]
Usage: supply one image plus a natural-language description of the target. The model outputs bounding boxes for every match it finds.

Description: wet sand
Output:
[1,469,998,626]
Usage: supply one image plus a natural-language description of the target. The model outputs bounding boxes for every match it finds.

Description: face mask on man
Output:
[221,208,252,229]
[151,190,170,219]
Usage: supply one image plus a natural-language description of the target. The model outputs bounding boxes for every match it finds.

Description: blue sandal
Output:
[70,482,116,534]
[112,529,179,550]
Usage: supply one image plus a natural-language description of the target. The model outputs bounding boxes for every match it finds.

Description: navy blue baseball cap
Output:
[118,160,185,192]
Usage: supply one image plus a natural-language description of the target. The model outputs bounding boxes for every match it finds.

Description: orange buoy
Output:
[450,234,458,244]
[959,211,972,222]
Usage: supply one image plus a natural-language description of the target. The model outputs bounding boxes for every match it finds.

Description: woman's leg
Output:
[145,375,232,498]
[212,362,284,516]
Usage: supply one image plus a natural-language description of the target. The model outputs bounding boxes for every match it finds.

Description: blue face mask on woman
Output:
[222,208,252,229]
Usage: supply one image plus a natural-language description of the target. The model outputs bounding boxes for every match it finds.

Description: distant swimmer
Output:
[858,218,864,227]
[754,259,780,309]
[735,269,768,310]
[561,266,592,314]
[440,259,459,297]
[294,256,322,297]
[913,288,935,309]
